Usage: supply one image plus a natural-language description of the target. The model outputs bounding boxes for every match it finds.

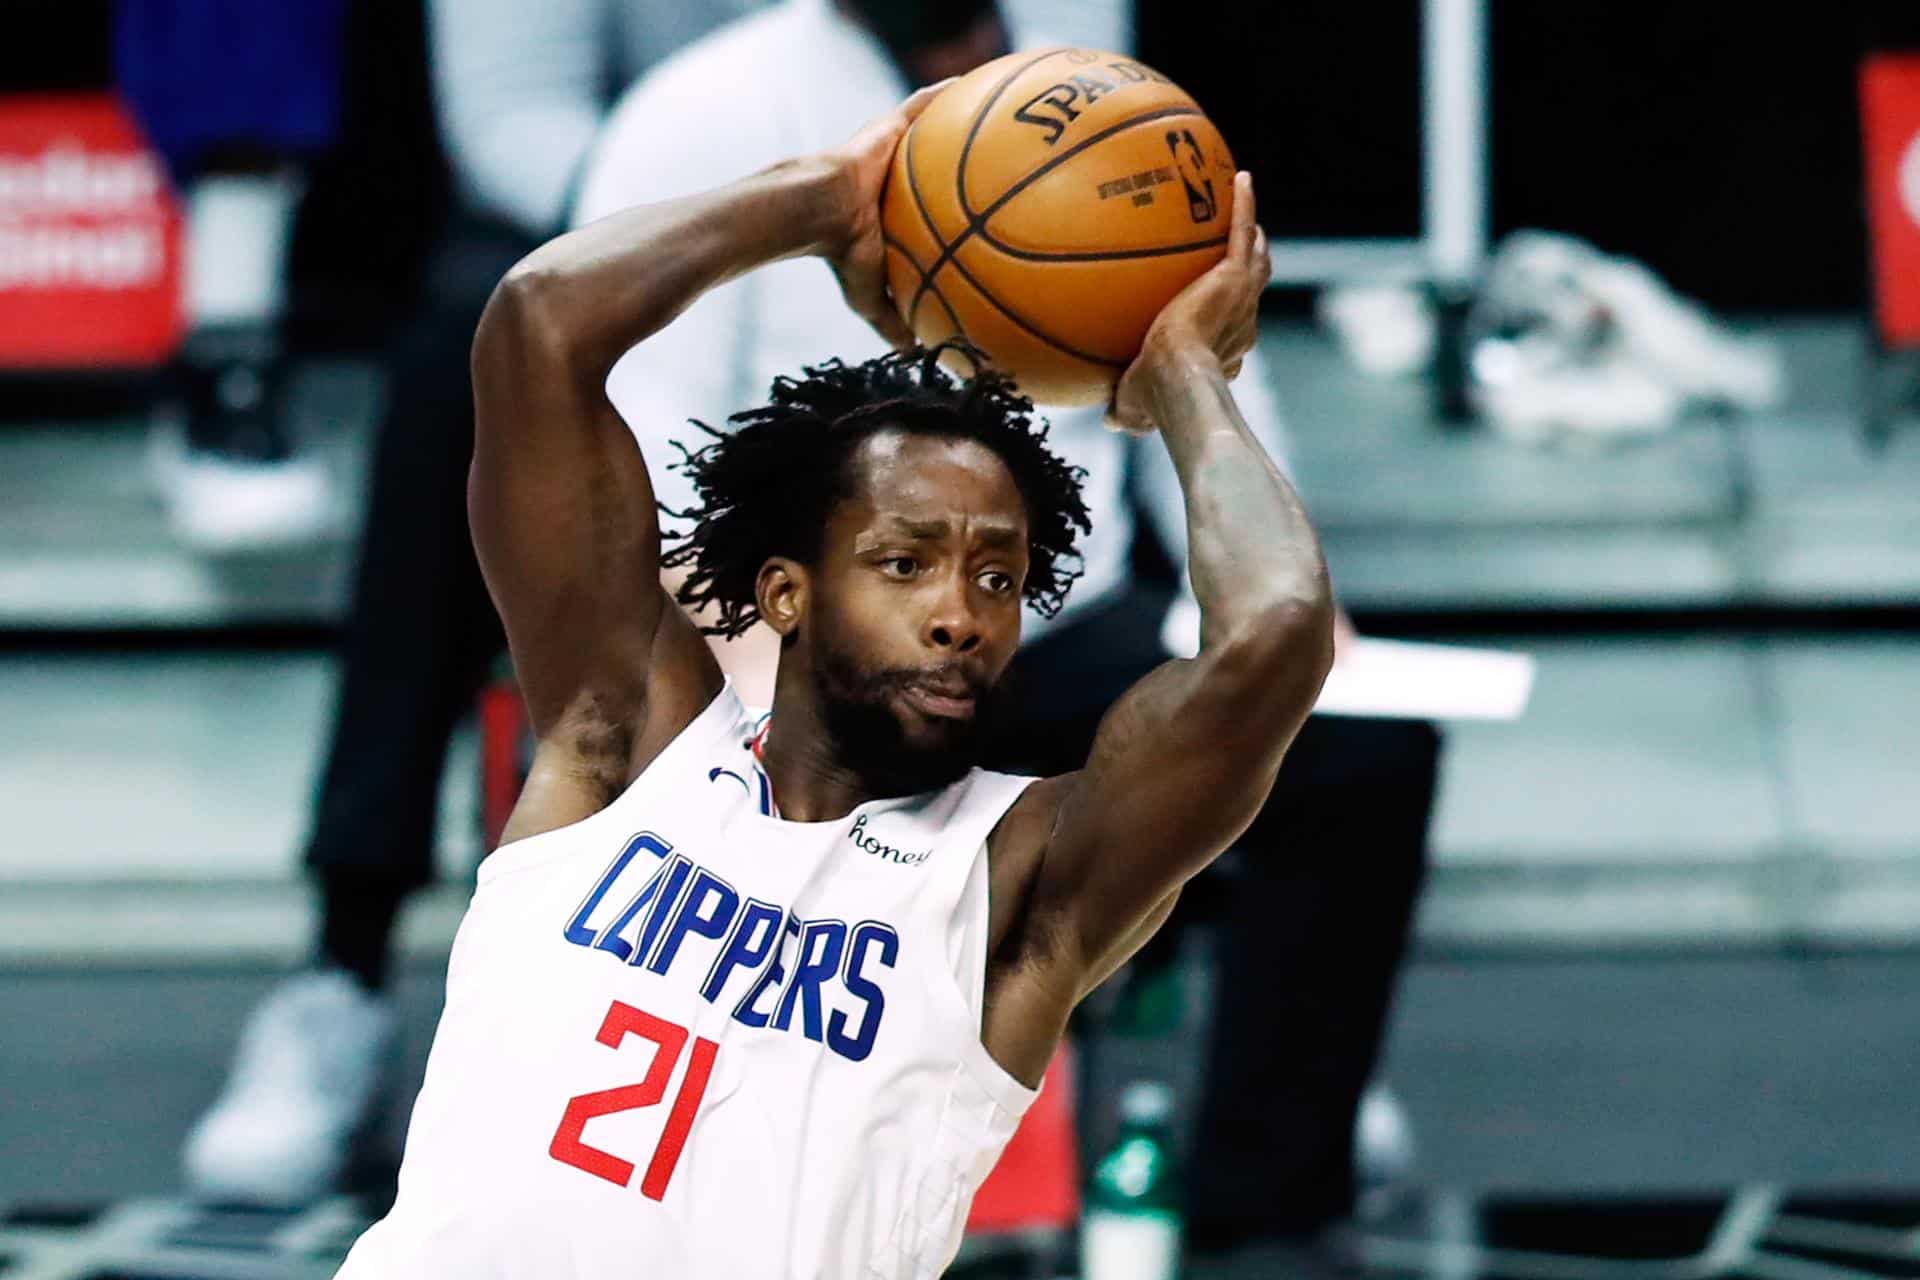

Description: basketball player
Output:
[576,10,1436,1271]
[337,85,1330,1278]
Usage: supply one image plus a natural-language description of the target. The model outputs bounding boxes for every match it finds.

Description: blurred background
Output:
[4,1,1920,1278]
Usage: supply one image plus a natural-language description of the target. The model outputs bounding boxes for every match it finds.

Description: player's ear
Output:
[757,559,808,638]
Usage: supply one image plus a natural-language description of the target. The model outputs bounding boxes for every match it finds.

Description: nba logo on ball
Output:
[881,49,1238,406]
[1167,127,1218,223]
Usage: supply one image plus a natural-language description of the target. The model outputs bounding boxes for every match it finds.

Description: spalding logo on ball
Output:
[882,48,1237,406]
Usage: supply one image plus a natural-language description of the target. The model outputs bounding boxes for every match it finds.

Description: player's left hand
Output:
[817,80,954,350]
[1108,170,1271,434]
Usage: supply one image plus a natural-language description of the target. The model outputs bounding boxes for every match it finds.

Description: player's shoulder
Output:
[984,770,1070,861]
[868,766,1038,844]
[962,764,1045,805]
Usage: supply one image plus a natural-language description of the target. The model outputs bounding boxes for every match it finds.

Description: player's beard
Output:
[811,640,1006,797]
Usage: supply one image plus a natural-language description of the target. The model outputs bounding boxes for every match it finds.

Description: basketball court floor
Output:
[2,320,1918,1278]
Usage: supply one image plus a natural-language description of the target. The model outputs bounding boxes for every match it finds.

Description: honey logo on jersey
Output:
[560,832,898,1063]
[847,813,931,867]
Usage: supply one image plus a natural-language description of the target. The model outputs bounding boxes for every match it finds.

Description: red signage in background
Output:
[1861,55,1920,348]
[0,94,184,369]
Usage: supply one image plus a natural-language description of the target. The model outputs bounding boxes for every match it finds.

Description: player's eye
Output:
[977,569,1015,595]
[880,555,919,578]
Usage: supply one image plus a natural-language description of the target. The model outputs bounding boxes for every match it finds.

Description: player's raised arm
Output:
[1006,173,1334,1002]
[468,89,940,767]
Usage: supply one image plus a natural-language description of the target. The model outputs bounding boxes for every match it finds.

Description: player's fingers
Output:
[1252,224,1271,284]
[899,78,957,124]
[870,314,914,351]
[839,264,912,349]
[863,294,914,350]
[845,78,952,159]
[1224,357,1244,381]
[1230,172,1257,260]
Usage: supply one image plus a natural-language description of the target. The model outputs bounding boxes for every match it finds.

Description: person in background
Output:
[572,3,1440,1275]
[115,0,348,550]
[180,0,758,1206]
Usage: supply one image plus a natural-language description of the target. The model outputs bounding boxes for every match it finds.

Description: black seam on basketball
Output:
[883,233,962,338]
[936,249,1128,370]
[905,126,953,322]
[911,105,1205,318]
[907,52,1063,322]
[924,280,964,339]
[882,233,934,329]
[975,232,1229,264]
[883,230,935,277]
[956,47,1072,224]
[904,124,945,248]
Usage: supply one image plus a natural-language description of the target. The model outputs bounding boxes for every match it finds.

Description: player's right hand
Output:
[1109,171,1270,434]
[816,80,954,350]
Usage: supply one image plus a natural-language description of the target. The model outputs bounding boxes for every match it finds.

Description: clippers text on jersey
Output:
[560,833,899,1063]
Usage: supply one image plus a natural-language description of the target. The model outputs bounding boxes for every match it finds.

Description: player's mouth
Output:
[899,683,978,721]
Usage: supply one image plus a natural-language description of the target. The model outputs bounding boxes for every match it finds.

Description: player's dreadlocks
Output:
[660,341,1091,639]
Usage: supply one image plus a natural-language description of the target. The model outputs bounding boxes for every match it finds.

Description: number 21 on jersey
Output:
[548,1000,718,1200]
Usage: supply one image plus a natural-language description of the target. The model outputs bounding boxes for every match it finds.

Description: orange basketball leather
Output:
[882,48,1235,406]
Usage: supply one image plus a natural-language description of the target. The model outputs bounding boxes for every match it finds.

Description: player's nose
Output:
[925,613,983,653]
[922,579,984,654]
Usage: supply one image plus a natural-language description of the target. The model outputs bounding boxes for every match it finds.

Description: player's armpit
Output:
[492,597,722,847]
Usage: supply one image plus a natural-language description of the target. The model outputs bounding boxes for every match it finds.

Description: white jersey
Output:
[338,681,1040,1279]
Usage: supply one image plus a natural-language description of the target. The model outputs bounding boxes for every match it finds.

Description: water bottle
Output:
[1081,1081,1182,1280]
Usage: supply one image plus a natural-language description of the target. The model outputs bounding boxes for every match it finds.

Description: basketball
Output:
[882,49,1237,406]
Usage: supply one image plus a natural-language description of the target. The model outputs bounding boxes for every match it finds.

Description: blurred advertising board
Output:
[1862,54,1920,347]
[0,94,183,369]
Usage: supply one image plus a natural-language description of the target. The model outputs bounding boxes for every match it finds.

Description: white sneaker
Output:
[183,970,396,1206]
[157,352,338,553]
[166,446,336,553]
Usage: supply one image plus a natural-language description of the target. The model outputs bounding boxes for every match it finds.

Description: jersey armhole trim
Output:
[926,771,1044,1119]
